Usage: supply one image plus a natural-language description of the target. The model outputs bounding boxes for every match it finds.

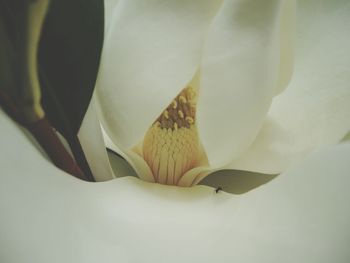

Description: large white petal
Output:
[198,0,290,167]
[228,0,350,173]
[77,94,114,181]
[206,143,350,262]
[97,0,222,149]
[2,106,350,262]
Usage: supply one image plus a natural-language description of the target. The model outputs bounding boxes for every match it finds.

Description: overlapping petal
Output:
[101,124,155,182]
[228,0,350,173]
[198,0,290,167]
[104,0,120,34]
[77,94,114,181]
[274,0,295,95]
[1,107,350,262]
[96,0,222,149]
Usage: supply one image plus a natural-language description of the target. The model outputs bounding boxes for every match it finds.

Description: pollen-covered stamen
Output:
[142,86,205,185]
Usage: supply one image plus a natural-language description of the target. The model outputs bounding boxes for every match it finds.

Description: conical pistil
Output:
[142,86,206,185]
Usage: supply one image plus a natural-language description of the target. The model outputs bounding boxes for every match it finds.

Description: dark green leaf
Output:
[39,0,104,138]
[0,1,30,103]
[0,13,15,98]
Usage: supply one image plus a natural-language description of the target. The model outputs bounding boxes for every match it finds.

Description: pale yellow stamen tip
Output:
[163,110,169,119]
[187,90,195,101]
[172,100,178,109]
[178,110,184,119]
[185,116,194,124]
[179,95,187,104]
[173,123,178,130]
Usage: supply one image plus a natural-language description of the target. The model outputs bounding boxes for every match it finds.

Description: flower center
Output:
[141,86,207,185]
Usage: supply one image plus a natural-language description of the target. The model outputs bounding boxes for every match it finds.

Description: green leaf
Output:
[38,0,104,138]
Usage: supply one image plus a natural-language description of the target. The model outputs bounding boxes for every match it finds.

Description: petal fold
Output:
[274,0,296,95]
[102,126,155,182]
[198,0,287,167]
[97,0,222,149]
[228,0,350,173]
[78,94,115,181]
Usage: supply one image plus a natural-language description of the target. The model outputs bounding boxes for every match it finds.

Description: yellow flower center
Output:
[141,86,207,185]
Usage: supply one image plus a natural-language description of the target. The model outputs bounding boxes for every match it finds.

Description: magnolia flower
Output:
[91,0,350,187]
[1,0,350,262]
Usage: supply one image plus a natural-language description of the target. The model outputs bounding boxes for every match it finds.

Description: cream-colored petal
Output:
[77,94,114,181]
[104,0,120,34]
[96,0,222,149]
[1,107,350,262]
[207,143,350,262]
[275,0,296,95]
[228,0,350,173]
[198,0,289,167]
[102,125,154,182]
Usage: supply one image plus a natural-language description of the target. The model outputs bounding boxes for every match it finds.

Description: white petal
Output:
[97,0,222,149]
[343,131,350,142]
[77,94,115,181]
[104,0,120,34]
[1,108,350,262]
[101,125,155,182]
[228,0,350,173]
[198,0,288,167]
[204,143,350,262]
[275,0,296,95]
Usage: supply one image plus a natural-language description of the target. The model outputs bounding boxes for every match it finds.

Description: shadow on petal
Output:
[107,148,138,178]
[341,131,350,142]
[199,169,277,195]
[108,148,277,194]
